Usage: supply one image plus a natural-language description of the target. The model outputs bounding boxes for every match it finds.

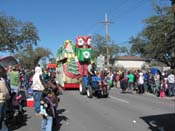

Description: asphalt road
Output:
[13,88,175,131]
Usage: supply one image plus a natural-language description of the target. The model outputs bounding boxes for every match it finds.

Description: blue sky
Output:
[0,0,171,57]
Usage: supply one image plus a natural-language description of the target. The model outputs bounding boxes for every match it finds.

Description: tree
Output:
[15,45,52,69]
[92,34,127,59]
[129,5,175,69]
[0,13,39,52]
[92,34,106,58]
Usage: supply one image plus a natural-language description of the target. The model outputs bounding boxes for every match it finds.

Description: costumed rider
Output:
[87,61,97,86]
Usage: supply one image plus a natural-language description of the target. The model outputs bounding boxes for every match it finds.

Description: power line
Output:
[113,0,146,21]
[86,22,104,35]
[108,0,131,21]
[82,0,142,36]
[82,0,147,37]
[106,0,147,24]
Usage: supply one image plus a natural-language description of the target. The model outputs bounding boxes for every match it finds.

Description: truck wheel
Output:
[103,90,109,98]
[87,86,93,98]
[104,93,109,98]
[96,90,101,98]
[79,80,86,95]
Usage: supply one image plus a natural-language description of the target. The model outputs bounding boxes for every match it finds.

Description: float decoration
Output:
[56,36,92,89]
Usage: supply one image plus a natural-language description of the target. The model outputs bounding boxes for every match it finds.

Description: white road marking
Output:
[109,96,129,104]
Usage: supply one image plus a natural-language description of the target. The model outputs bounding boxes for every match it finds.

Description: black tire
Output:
[104,93,109,98]
[94,90,101,98]
[79,80,86,95]
[87,85,93,98]
[102,90,109,98]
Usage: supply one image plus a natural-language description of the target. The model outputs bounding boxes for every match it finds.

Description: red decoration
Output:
[64,83,79,89]
[76,36,91,48]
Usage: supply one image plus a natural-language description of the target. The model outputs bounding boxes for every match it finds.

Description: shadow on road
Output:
[53,108,68,131]
[140,113,175,131]
[7,113,31,131]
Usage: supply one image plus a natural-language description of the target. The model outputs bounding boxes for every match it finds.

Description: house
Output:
[113,55,146,69]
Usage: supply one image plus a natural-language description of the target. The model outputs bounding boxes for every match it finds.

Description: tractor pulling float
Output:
[55,35,109,98]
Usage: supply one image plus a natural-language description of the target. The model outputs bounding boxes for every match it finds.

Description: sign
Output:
[96,54,105,69]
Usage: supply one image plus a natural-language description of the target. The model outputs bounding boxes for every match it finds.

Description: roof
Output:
[116,55,145,61]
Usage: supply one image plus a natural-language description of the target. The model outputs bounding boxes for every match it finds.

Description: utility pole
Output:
[99,13,113,68]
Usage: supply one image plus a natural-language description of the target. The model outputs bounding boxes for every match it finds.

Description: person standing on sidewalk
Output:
[167,70,175,97]
[7,66,20,94]
[31,65,45,116]
[154,72,160,95]
[127,70,135,93]
[0,65,10,131]
[138,71,145,94]
[143,71,149,93]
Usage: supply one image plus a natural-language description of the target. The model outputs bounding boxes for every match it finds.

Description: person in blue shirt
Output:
[143,71,149,93]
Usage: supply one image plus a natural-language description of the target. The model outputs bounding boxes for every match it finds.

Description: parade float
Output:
[55,36,92,89]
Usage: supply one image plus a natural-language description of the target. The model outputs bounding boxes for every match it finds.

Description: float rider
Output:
[87,61,97,86]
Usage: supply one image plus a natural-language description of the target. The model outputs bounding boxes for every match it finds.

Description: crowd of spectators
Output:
[0,64,61,131]
[106,68,175,97]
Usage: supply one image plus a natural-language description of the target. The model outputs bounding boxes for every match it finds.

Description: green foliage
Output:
[0,13,51,69]
[129,5,175,69]
[91,34,128,59]
[91,34,106,58]
[0,13,39,52]
[15,46,51,69]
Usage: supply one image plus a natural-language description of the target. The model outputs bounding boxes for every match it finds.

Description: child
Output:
[11,92,25,115]
[40,88,56,131]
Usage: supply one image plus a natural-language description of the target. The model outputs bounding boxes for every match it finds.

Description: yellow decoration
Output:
[64,53,67,58]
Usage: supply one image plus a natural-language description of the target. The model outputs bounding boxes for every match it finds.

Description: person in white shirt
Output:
[138,71,144,94]
[32,65,45,116]
[167,71,175,97]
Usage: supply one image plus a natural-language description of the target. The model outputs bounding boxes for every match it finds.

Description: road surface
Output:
[13,88,175,131]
